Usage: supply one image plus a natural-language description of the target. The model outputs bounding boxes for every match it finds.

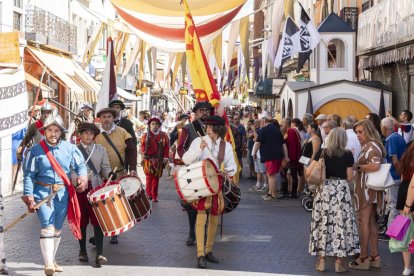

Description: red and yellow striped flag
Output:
[183,0,241,182]
[184,0,221,107]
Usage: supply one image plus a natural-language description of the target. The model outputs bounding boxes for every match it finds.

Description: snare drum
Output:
[119,176,152,222]
[88,182,135,236]
[174,158,221,203]
[222,181,241,214]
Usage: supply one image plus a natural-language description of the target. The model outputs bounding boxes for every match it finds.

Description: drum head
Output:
[204,159,219,191]
[119,176,142,197]
[88,183,120,202]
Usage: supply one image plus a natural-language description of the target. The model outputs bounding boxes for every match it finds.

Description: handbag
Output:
[389,215,414,253]
[386,215,411,240]
[366,163,395,191]
[305,150,326,186]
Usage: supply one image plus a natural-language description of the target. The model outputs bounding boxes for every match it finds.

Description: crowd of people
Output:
[8,98,414,275]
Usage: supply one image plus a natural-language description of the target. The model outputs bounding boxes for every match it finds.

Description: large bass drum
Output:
[174,158,221,203]
[119,175,152,222]
[88,182,135,236]
[222,181,241,214]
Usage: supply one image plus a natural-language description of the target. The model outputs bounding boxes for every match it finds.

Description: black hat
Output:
[77,122,100,135]
[109,100,125,110]
[192,101,213,113]
[96,108,117,118]
[179,114,189,120]
[204,115,225,126]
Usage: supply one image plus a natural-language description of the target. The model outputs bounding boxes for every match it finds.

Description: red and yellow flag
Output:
[184,0,221,107]
[183,0,241,182]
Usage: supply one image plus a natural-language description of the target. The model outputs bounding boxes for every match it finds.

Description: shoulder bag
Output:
[305,150,326,186]
[366,163,395,191]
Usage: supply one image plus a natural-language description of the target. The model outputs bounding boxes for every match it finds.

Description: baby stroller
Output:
[300,184,317,212]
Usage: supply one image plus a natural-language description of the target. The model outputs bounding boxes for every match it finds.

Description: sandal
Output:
[335,260,348,273]
[369,255,381,268]
[349,256,370,270]
[315,257,325,272]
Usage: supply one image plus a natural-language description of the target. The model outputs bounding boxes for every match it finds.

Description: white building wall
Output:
[312,32,355,84]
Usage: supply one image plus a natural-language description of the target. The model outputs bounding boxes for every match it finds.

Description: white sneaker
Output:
[249,186,260,191]
[403,267,413,276]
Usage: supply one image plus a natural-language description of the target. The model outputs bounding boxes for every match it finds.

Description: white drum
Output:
[174,158,221,203]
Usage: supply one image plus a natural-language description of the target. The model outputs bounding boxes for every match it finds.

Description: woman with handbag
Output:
[307,128,359,273]
[301,123,321,167]
[397,143,414,275]
[350,119,386,270]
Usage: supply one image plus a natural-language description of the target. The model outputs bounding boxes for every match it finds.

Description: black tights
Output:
[79,226,104,256]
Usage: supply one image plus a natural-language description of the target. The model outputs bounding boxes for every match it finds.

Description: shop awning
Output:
[255,78,275,99]
[27,47,98,103]
[25,72,54,92]
[117,87,140,101]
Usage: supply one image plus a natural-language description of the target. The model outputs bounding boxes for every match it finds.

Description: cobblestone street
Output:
[4,164,402,275]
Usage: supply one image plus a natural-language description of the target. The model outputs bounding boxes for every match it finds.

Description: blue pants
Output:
[36,195,68,230]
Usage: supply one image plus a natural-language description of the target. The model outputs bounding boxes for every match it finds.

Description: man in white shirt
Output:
[342,116,361,162]
[182,115,237,269]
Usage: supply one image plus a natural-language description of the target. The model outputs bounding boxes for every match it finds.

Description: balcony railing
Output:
[25,6,77,53]
[357,0,414,55]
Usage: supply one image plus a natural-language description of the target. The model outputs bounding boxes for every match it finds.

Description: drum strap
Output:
[101,132,126,169]
[77,145,99,177]
[218,140,226,167]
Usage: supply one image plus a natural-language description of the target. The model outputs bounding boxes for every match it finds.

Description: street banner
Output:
[95,37,118,116]
[274,17,300,70]
[297,3,321,73]
[0,67,28,137]
[183,0,241,181]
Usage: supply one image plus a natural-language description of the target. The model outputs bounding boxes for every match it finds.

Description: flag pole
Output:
[320,39,337,67]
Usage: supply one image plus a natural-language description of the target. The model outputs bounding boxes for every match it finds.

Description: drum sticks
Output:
[103,166,118,188]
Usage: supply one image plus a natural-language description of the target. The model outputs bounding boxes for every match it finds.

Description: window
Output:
[14,0,22,8]
[13,12,21,31]
[327,39,345,69]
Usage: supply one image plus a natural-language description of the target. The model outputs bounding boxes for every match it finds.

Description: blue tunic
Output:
[23,140,87,229]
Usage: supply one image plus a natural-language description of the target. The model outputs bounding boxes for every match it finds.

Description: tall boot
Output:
[78,228,88,262]
[40,237,55,276]
[53,233,63,272]
[186,209,197,246]
[93,226,107,267]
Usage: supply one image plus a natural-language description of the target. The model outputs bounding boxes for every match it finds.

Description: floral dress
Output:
[309,152,360,257]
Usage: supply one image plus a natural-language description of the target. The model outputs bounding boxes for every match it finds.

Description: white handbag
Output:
[366,163,396,191]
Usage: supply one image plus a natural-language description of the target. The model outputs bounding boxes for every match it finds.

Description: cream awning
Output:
[117,87,140,101]
[25,72,54,92]
[27,47,98,103]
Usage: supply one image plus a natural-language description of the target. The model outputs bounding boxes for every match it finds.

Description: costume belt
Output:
[35,181,64,193]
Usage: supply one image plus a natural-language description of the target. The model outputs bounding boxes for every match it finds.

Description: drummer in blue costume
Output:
[22,114,87,276]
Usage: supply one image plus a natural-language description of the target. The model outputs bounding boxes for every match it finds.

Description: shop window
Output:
[327,39,345,69]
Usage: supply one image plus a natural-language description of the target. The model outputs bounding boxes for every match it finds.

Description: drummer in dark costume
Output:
[76,122,113,266]
[94,108,137,244]
[177,101,213,246]
[140,117,170,202]
[182,115,237,269]
[108,100,137,144]
[22,114,88,276]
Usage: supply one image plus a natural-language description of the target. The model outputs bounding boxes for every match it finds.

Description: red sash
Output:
[35,120,45,135]
[39,140,82,240]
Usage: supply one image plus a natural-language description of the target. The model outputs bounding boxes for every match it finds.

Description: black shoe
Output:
[79,251,89,262]
[110,236,118,244]
[197,256,207,269]
[378,233,390,241]
[186,235,195,246]
[205,252,220,263]
[95,255,107,267]
[290,194,298,199]
[89,236,96,246]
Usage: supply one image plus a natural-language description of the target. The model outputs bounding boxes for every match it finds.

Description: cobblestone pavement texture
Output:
[3,162,402,275]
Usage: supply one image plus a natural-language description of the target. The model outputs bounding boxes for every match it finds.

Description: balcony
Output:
[25,6,77,54]
[357,0,414,56]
